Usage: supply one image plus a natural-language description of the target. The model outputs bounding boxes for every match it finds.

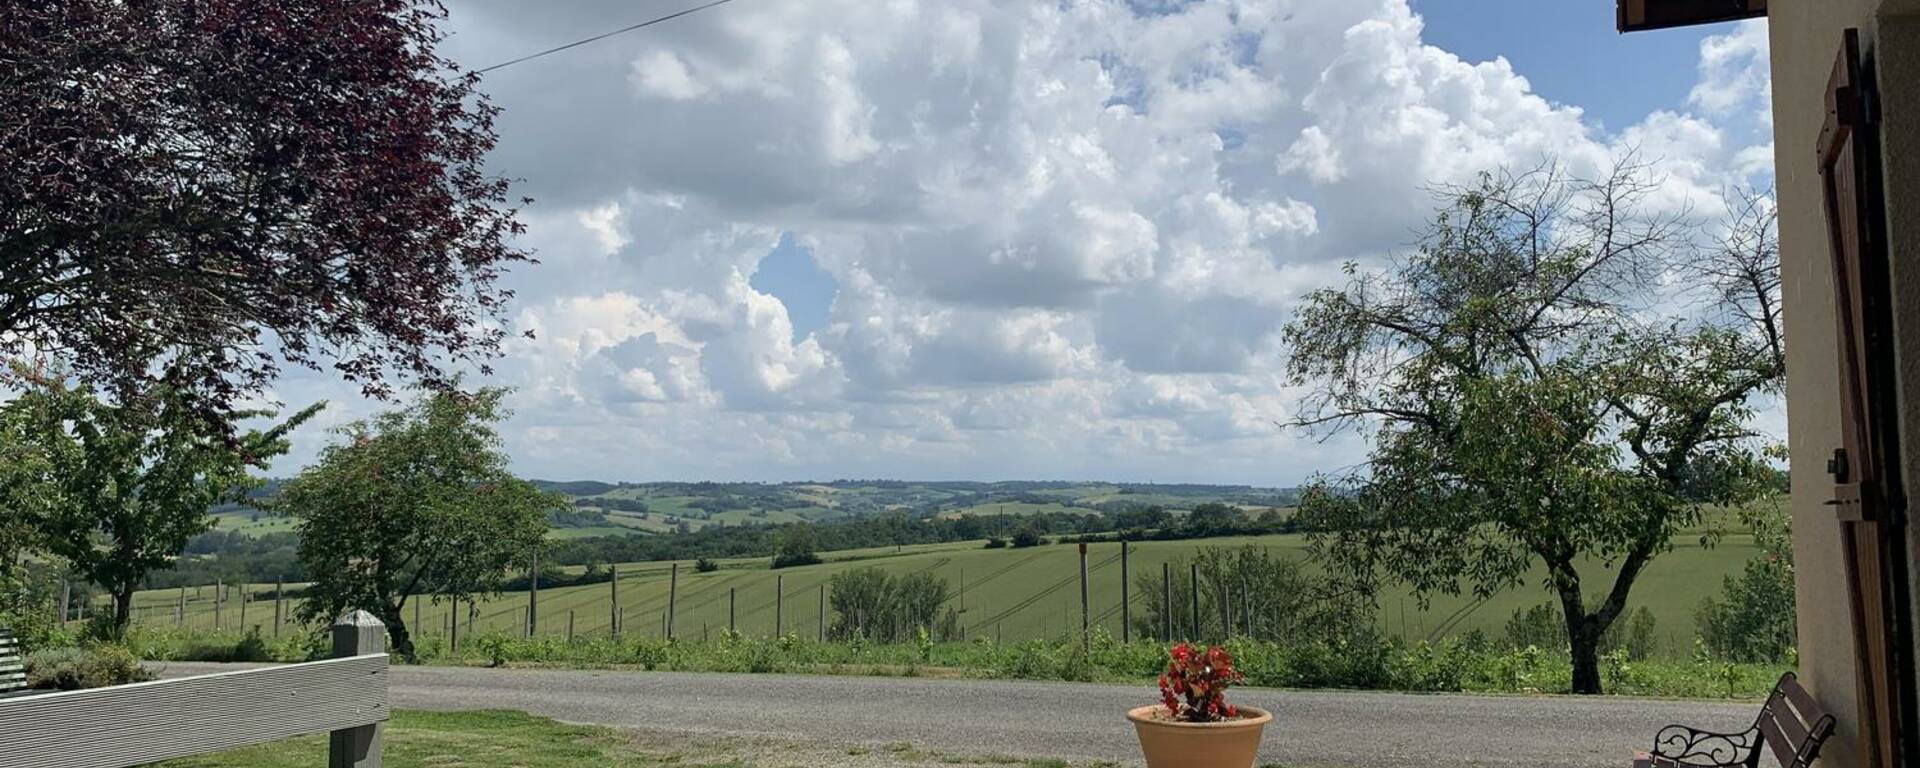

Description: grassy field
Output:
[938,502,1085,518]
[129,531,1760,656]
[207,510,298,536]
[153,709,1095,768]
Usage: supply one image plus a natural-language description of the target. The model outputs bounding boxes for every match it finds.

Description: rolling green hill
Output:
[130,529,1756,657]
[199,480,1301,541]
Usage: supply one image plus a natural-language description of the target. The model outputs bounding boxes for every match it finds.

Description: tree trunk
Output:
[383,603,416,662]
[1568,624,1603,694]
[112,585,135,638]
[1551,565,1608,695]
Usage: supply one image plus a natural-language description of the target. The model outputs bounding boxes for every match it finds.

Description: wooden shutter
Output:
[1818,27,1910,768]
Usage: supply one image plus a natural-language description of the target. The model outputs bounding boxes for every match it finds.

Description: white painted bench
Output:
[0,628,25,695]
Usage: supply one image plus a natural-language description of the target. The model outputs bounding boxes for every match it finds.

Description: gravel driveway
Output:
[152,663,1757,768]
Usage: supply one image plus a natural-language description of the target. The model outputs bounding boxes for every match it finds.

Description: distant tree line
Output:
[160,500,1304,584]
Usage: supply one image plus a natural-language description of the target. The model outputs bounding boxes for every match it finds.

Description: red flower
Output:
[1157,643,1242,723]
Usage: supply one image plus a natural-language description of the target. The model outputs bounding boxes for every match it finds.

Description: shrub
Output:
[1604,606,1660,660]
[694,557,720,573]
[827,568,952,643]
[1157,643,1243,721]
[772,525,822,569]
[1503,604,1565,651]
[771,551,821,569]
[25,645,153,690]
[1010,526,1045,549]
[983,537,1007,549]
[1697,549,1796,662]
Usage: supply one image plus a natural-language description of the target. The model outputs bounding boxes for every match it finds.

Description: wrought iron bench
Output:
[0,629,25,696]
[1633,672,1834,768]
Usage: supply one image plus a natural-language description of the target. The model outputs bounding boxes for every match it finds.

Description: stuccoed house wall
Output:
[1772,1,1920,767]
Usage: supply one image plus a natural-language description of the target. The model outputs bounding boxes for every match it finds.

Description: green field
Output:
[938,502,1084,518]
[129,531,1759,656]
[207,510,298,536]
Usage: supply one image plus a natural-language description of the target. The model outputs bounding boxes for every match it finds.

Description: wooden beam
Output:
[0,654,388,768]
[1618,0,1766,33]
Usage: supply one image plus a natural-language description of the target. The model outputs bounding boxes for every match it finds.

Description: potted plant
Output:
[1127,643,1271,768]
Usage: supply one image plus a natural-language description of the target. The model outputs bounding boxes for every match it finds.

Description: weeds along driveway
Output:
[152,663,1757,768]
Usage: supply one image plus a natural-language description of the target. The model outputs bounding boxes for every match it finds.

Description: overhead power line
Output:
[475,0,738,75]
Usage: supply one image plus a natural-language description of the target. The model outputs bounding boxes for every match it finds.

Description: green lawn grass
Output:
[154,710,657,768]
[153,709,1103,768]
[129,531,1759,657]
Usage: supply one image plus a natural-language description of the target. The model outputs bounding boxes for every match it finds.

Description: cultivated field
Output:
[129,531,1759,655]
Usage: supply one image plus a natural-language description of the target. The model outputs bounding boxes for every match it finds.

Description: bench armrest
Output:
[1647,724,1760,767]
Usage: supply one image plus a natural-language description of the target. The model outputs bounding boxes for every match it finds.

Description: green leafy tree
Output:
[284,388,556,661]
[1183,503,1239,537]
[1011,521,1046,548]
[0,399,57,640]
[772,523,822,569]
[827,567,952,642]
[1287,163,1783,693]
[1697,501,1797,661]
[1132,545,1370,644]
[0,363,316,636]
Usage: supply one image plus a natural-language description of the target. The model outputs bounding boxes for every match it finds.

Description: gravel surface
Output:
[152,663,1759,768]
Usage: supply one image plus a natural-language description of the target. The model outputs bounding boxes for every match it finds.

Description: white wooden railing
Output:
[0,610,390,768]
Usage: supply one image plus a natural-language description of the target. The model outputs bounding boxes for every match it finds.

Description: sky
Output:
[259,0,1778,486]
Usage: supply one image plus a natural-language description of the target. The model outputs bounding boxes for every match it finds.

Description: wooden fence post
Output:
[1241,578,1253,639]
[274,580,285,638]
[610,567,620,637]
[1218,581,1230,640]
[775,574,784,637]
[449,602,459,652]
[59,581,70,628]
[215,579,223,631]
[667,562,679,641]
[1161,563,1171,642]
[818,584,826,641]
[567,610,575,642]
[1077,543,1089,645]
[411,599,420,640]
[1188,564,1199,641]
[1120,541,1130,644]
[728,587,736,634]
[177,586,187,628]
[958,568,966,638]
[240,583,249,630]
[527,550,539,637]
[330,610,385,768]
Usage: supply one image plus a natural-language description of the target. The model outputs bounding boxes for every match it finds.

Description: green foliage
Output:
[24,644,153,690]
[771,524,822,569]
[125,623,1791,699]
[1287,165,1784,693]
[285,388,558,661]
[0,363,315,636]
[1132,545,1371,644]
[1503,602,1660,660]
[694,557,720,573]
[827,567,956,643]
[1010,523,1045,548]
[1697,502,1796,662]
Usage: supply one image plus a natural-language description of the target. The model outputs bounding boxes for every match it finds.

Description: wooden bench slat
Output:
[0,653,389,768]
[1769,698,1812,748]
[1758,712,1798,768]
[1778,675,1825,722]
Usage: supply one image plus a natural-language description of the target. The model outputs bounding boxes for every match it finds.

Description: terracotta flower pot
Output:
[1126,704,1272,768]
